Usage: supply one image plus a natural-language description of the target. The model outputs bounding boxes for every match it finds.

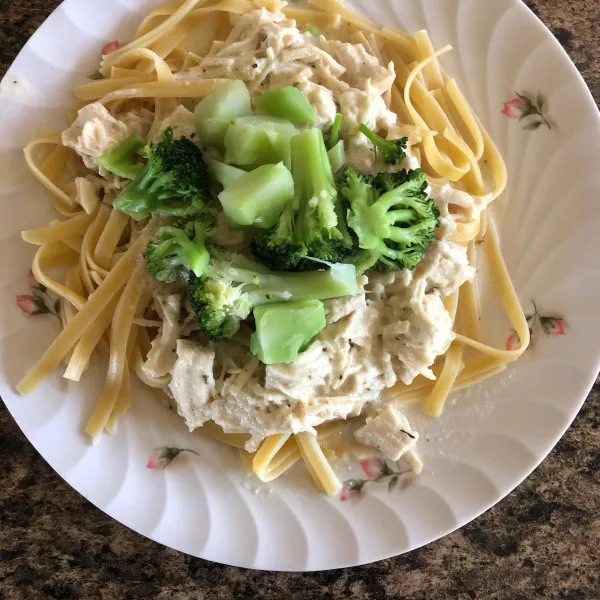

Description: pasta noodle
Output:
[17,0,528,495]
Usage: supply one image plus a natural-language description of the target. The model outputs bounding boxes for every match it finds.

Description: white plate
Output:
[1,0,599,571]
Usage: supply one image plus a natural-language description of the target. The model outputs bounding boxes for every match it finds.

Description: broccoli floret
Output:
[251,128,353,270]
[113,127,209,221]
[188,246,358,342]
[95,132,145,179]
[252,201,307,271]
[358,123,408,165]
[143,214,215,283]
[341,166,439,272]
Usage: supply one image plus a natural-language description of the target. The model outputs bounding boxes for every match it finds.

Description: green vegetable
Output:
[306,23,322,37]
[255,86,319,125]
[143,214,215,283]
[327,113,343,149]
[195,80,251,148]
[188,247,358,341]
[251,200,307,270]
[340,166,439,272]
[252,127,353,270]
[327,140,345,173]
[209,160,246,189]
[358,123,408,165]
[95,132,146,179]
[250,300,326,364]
[291,128,354,263]
[218,162,294,229]
[224,116,297,168]
[113,127,209,221]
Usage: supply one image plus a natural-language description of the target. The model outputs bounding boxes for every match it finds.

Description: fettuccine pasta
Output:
[17,0,527,496]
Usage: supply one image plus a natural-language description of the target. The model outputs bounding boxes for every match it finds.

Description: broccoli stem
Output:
[209,160,246,189]
[224,116,297,168]
[327,140,345,174]
[231,263,358,304]
[217,162,294,228]
[306,23,322,37]
[358,123,408,165]
[388,209,415,223]
[328,114,343,149]
[195,80,251,149]
[291,128,338,240]
[255,86,319,125]
[250,300,326,364]
[387,220,436,245]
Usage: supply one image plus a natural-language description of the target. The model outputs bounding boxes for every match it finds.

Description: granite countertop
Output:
[1,1,599,598]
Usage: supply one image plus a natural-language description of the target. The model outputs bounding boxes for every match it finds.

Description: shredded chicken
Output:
[147,105,197,144]
[168,239,470,450]
[62,103,132,174]
[354,404,419,461]
[142,294,182,380]
[176,9,398,170]
[73,177,100,214]
[161,9,483,454]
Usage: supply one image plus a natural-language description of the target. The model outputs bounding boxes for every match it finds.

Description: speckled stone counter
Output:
[1,1,599,598]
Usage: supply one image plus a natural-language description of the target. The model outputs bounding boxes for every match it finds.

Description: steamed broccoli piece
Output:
[341,167,439,272]
[95,132,145,179]
[188,246,358,342]
[252,128,353,270]
[252,201,307,271]
[358,123,408,165]
[326,113,343,150]
[113,127,209,221]
[143,214,215,283]
[292,128,354,263]
[255,86,319,125]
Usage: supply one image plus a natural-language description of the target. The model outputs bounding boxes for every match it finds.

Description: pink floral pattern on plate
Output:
[340,457,414,502]
[502,92,552,130]
[505,301,566,351]
[146,447,200,470]
[16,270,60,319]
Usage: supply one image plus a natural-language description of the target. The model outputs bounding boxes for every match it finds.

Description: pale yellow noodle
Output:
[23,137,81,216]
[22,213,93,246]
[79,205,111,295]
[100,0,209,74]
[263,437,302,480]
[239,449,255,475]
[131,346,172,388]
[31,243,84,310]
[307,0,379,34]
[73,77,158,101]
[94,209,130,270]
[17,228,151,395]
[423,343,463,417]
[98,78,229,104]
[105,365,131,435]
[296,432,341,496]
[444,79,485,160]
[84,266,146,437]
[253,433,290,481]
[414,30,443,90]
[64,295,120,382]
